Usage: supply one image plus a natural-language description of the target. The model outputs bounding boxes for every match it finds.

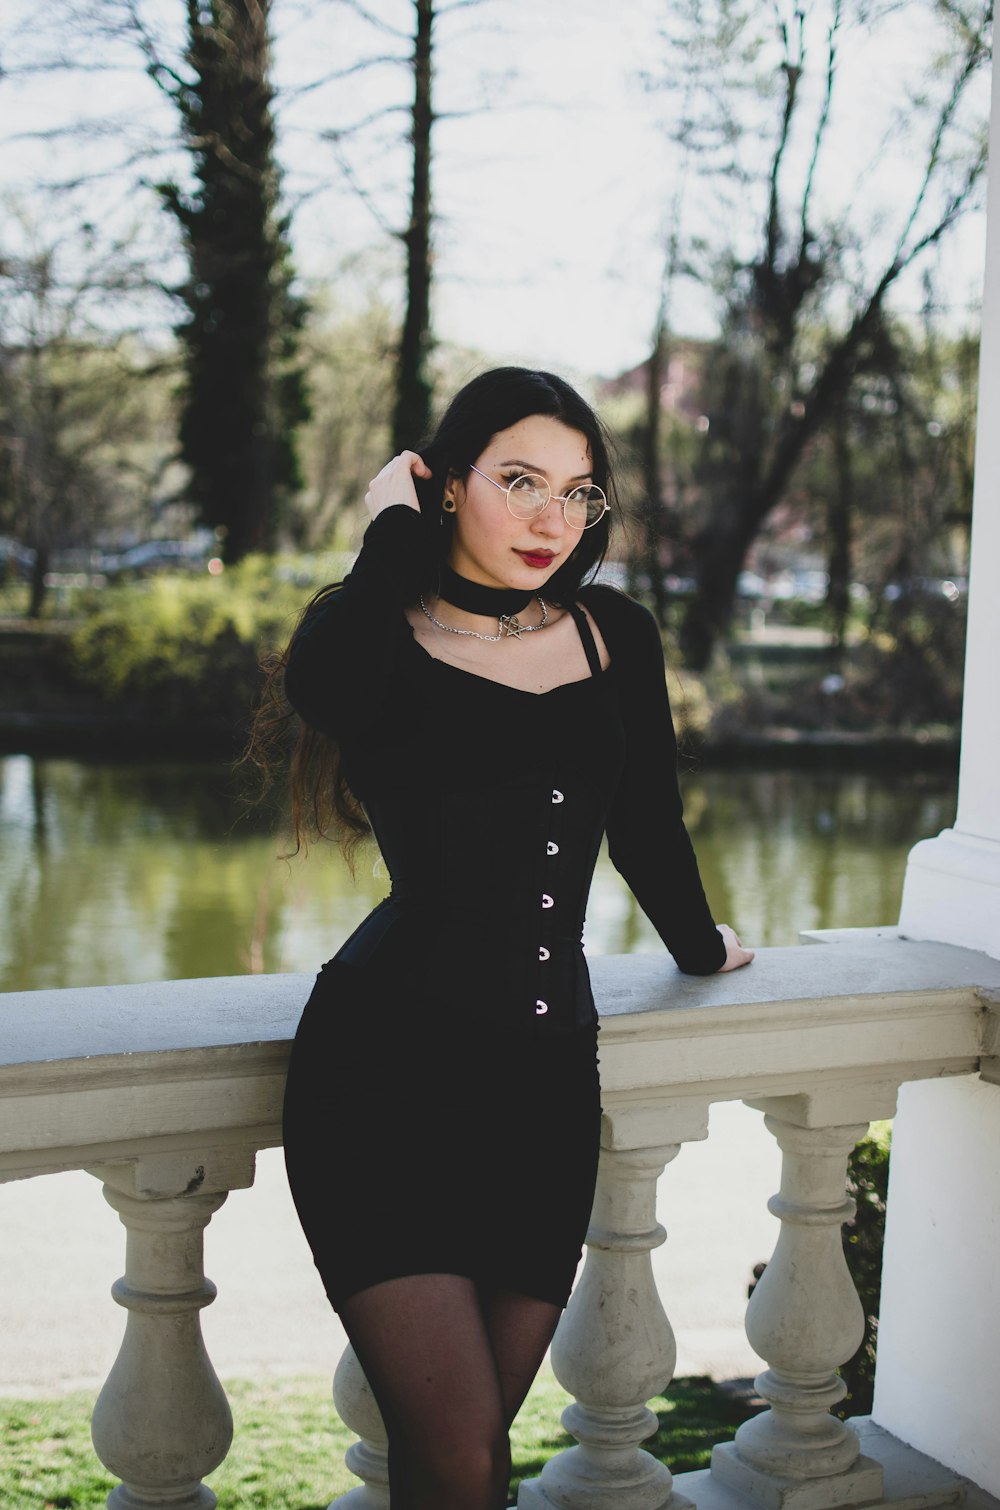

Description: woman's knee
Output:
[407,1425,510,1508]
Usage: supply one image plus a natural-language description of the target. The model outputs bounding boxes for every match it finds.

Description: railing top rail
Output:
[2,938,998,1178]
[4,940,998,1074]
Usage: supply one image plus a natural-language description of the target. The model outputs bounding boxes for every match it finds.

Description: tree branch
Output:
[800,0,841,251]
[329,0,411,41]
[764,9,804,272]
[280,53,409,102]
[320,136,401,239]
[322,103,411,141]
[891,0,991,266]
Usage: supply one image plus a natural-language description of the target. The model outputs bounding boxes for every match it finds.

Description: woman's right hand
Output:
[716,923,755,972]
[364,451,433,520]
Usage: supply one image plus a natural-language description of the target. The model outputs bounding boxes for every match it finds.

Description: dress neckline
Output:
[403,612,612,698]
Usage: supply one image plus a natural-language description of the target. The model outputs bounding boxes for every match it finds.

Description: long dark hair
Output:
[244,367,619,859]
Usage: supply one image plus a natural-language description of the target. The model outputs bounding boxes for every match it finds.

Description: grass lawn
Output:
[1,1369,760,1509]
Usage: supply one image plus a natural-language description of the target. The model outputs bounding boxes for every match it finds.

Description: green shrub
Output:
[71,555,344,729]
[838,1120,891,1417]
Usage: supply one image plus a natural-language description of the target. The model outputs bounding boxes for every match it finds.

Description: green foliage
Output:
[839,1121,892,1418]
[0,1371,761,1508]
[70,556,340,729]
[647,1376,762,1472]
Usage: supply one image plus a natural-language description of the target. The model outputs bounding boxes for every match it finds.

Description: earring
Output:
[442,497,457,513]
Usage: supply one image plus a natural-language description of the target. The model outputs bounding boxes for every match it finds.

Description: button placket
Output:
[535,786,566,1018]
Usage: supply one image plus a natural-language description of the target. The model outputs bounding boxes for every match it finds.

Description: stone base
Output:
[708,1443,883,1510]
[675,1420,982,1510]
[517,1468,693,1510]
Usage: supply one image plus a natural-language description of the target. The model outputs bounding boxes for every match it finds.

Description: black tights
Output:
[340,1274,562,1510]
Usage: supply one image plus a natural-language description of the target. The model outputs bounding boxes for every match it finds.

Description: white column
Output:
[877,40,1000,1499]
[898,39,1000,957]
[88,1149,255,1510]
[519,1103,709,1510]
[711,1092,892,1510]
[330,1343,390,1510]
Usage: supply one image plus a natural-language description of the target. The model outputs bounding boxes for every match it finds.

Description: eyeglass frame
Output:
[466,464,610,530]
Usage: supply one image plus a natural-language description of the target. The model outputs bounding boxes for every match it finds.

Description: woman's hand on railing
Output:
[364,451,432,519]
[716,923,755,971]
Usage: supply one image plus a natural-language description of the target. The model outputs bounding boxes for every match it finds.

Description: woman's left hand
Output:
[715,923,755,972]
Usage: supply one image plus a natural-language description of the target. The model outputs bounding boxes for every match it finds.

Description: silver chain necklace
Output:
[419,594,549,642]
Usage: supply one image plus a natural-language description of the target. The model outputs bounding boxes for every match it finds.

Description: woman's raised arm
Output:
[282,454,431,736]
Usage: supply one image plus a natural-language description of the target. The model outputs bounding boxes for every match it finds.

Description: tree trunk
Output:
[638,322,669,625]
[28,543,49,619]
[679,501,757,670]
[681,294,886,667]
[392,0,434,453]
[828,405,852,657]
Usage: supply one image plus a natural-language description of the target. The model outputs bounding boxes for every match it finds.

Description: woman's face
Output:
[445,414,593,592]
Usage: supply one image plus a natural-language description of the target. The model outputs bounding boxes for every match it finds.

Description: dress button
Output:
[535,1000,549,1015]
[546,841,559,855]
[551,788,564,804]
[541,894,554,909]
[538,946,550,961]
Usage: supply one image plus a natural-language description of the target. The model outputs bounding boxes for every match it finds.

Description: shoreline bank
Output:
[0,706,960,769]
[0,620,961,770]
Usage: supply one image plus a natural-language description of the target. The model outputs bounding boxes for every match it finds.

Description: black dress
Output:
[281,505,725,1311]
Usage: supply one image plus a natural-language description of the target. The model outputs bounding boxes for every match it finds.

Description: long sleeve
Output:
[587,587,727,975]
[283,505,427,737]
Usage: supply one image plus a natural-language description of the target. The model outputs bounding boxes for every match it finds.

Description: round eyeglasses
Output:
[468,464,610,530]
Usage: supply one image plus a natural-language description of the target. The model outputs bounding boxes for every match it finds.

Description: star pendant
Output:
[500,614,525,639]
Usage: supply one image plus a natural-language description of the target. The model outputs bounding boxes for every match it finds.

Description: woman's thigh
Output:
[339,1273,506,1456]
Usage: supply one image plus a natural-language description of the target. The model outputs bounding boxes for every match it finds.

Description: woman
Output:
[268,367,753,1510]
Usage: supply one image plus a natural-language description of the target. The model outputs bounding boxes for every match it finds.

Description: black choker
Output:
[438,564,534,618]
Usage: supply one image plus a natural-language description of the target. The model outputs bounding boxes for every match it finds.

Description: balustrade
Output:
[709,1090,896,1510]
[2,940,999,1510]
[87,1149,256,1510]
[519,1101,710,1510]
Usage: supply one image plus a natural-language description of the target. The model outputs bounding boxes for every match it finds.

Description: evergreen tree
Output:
[158,0,308,562]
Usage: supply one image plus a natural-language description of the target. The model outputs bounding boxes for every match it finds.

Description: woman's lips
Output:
[515,549,556,569]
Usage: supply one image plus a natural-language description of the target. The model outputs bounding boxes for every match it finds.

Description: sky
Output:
[0,0,991,380]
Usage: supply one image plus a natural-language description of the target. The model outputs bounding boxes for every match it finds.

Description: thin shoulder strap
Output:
[567,603,603,678]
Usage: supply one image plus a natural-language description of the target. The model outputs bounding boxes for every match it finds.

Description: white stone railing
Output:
[3,936,1000,1510]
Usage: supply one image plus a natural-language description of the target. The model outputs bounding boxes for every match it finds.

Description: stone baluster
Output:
[88,1149,256,1510]
[330,1342,389,1510]
[711,1092,893,1510]
[520,1102,709,1510]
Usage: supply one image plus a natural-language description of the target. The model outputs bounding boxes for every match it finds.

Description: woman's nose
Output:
[530,501,564,537]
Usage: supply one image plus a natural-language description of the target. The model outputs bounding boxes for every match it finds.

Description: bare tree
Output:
[318,0,495,452]
[0,201,172,615]
[2,0,310,564]
[651,0,991,667]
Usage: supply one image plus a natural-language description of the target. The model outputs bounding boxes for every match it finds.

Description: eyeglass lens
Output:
[507,473,607,528]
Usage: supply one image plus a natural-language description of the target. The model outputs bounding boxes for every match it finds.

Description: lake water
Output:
[0,755,957,994]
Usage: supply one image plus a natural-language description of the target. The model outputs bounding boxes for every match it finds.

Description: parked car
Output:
[882,576,968,604]
[100,540,211,577]
[736,570,770,600]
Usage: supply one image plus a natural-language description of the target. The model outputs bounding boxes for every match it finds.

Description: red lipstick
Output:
[515,549,555,569]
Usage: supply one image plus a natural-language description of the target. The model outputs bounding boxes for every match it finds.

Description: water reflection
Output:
[0,756,957,994]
